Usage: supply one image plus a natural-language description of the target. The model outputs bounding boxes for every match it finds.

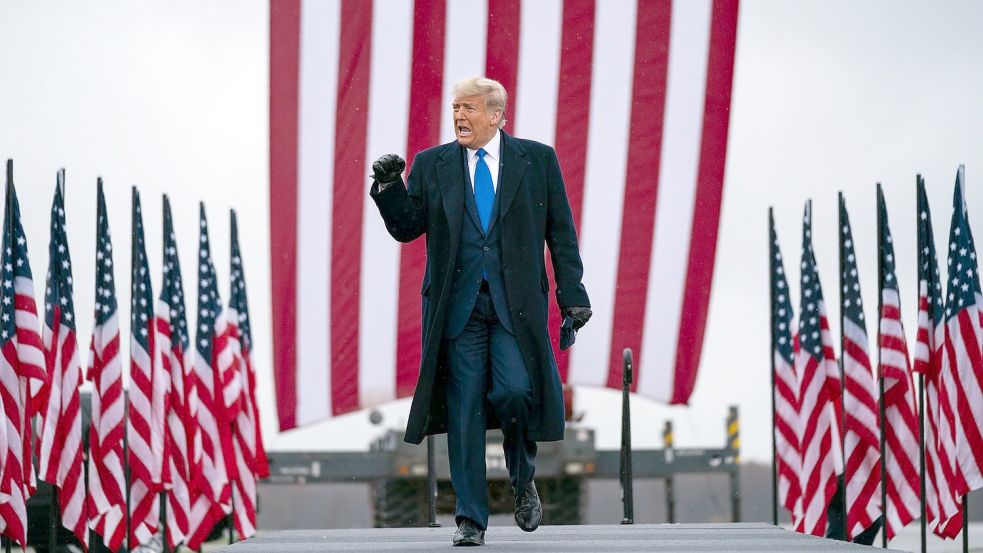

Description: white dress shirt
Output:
[466,129,501,193]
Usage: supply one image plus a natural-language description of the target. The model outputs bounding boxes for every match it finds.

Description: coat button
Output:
[483,246,489,251]
[510,417,517,424]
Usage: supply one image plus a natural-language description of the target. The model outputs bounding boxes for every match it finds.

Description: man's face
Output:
[453,94,500,149]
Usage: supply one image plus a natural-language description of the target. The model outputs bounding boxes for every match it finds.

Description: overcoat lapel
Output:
[460,147,484,234]
[436,143,465,249]
[496,132,529,225]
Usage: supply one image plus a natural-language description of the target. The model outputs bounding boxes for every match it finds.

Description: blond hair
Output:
[453,77,508,129]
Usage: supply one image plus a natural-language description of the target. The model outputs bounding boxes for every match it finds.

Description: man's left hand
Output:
[563,306,592,330]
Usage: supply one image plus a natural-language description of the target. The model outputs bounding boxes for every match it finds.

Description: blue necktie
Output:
[474,148,494,233]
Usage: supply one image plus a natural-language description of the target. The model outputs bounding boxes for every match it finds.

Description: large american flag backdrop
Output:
[270,0,739,430]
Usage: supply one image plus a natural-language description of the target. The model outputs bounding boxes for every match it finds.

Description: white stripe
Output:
[513,0,562,146]
[567,0,636,388]
[842,317,870,353]
[439,0,488,145]
[295,0,340,425]
[359,0,411,408]
[950,318,983,490]
[638,0,712,401]
[879,349,909,372]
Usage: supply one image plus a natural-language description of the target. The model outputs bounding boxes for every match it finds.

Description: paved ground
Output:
[216,523,908,552]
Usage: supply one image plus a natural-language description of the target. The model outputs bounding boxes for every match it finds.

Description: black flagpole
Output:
[836,194,848,541]
[229,487,236,544]
[962,495,968,553]
[876,183,888,549]
[49,169,66,553]
[916,175,927,553]
[125,186,137,553]
[769,208,779,527]
[3,162,11,553]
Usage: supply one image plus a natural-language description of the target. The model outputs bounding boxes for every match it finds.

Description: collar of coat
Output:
[435,131,530,228]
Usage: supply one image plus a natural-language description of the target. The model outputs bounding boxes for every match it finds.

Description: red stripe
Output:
[670,0,739,403]
[330,0,372,415]
[269,0,300,431]
[606,0,671,391]
[951,312,983,481]
[485,0,520,134]
[550,0,595,383]
[394,0,446,399]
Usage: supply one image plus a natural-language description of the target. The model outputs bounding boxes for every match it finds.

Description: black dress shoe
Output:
[514,481,543,532]
[453,519,485,546]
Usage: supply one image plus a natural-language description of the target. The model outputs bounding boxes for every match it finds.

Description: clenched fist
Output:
[372,154,406,185]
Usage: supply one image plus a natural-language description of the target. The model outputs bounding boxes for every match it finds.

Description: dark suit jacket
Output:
[370,131,590,444]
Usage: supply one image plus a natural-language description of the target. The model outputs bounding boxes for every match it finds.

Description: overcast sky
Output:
[1,1,982,464]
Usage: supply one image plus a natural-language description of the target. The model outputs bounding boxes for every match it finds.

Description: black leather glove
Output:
[372,154,406,185]
[563,306,592,330]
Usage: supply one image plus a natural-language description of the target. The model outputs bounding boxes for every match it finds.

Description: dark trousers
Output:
[444,284,537,530]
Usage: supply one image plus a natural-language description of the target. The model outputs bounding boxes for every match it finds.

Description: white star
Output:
[920,211,927,221]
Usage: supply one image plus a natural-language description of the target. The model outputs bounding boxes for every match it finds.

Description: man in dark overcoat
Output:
[370,76,591,546]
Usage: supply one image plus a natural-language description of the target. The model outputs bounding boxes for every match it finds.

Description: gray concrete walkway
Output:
[217,523,907,552]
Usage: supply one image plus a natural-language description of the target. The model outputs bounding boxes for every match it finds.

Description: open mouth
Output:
[457,125,472,137]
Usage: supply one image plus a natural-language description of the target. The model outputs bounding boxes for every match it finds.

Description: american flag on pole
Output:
[157,195,196,550]
[794,201,843,537]
[186,204,232,550]
[127,187,168,547]
[86,179,126,551]
[875,186,920,539]
[36,172,87,548]
[769,209,802,526]
[225,210,266,539]
[913,176,963,538]
[269,0,739,430]
[0,161,46,548]
[941,166,983,501]
[836,196,881,539]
